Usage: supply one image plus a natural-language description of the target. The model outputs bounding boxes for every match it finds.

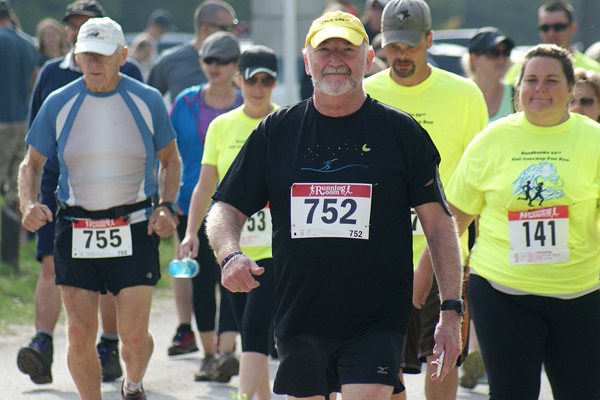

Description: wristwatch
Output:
[157,201,177,216]
[440,299,465,316]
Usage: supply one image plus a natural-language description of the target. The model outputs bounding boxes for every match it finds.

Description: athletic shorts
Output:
[274,331,405,397]
[54,217,160,295]
[402,279,467,374]
[36,160,60,261]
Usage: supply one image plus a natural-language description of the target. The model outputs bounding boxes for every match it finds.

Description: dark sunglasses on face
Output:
[201,21,236,32]
[538,23,570,33]
[203,57,235,66]
[569,97,598,107]
[477,48,511,59]
[244,75,276,87]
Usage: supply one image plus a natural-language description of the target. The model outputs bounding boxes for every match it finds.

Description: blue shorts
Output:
[274,331,405,397]
[53,217,160,295]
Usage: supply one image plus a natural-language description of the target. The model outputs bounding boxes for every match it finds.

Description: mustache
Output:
[322,66,351,75]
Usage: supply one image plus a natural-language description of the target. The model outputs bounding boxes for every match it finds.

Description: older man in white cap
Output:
[18,17,181,400]
[204,10,463,400]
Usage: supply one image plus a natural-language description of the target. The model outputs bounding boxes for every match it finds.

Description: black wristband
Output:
[157,201,177,215]
[220,251,243,271]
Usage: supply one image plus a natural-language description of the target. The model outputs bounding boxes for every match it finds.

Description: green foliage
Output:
[0,239,38,330]
[231,391,248,400]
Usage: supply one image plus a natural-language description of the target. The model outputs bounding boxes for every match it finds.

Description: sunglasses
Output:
[203,57,235,66]
[477,48,511,59]
[538,23,570,33]
[569,97,598,107]
[244,76,277,87]
[201,21,237,33]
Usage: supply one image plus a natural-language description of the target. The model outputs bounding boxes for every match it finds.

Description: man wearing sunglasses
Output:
[506,0,600,84]
[147,0,237,102]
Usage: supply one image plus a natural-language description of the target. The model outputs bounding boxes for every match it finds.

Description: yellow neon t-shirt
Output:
[447,112,600,295]
[364,66,489,266]
[202,105,278,261]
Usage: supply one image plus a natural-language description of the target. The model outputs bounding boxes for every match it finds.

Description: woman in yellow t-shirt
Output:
[568,68,600,122]
[180,45,278,400]
[415,44,600,399]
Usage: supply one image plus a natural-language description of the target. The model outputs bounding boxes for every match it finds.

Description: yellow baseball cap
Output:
[305,11,369,48]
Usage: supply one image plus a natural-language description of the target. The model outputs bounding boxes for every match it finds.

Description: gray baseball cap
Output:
[199,32,240,61]
[381,0,432,48]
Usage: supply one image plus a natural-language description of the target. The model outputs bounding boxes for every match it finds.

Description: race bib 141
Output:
[508,205,569,265]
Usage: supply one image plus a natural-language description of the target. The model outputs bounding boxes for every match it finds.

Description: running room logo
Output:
[512,162,565,206]
[309,184,353,196]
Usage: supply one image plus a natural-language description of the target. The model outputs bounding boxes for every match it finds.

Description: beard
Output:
[392,59,416,78]
[309,64,365,96]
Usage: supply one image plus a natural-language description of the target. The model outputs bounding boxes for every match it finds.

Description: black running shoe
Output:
[97,339,123,382]
[17,333,53,384]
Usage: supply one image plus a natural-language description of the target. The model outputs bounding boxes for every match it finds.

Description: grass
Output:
[0,228,175,332]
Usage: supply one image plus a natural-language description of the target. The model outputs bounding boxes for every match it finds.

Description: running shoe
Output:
[167,329,198,356]
[17,333,53,384]
[121,383,147,400]
[97,339,123,382]
[459,350,486,389]
[194,354,217,381]
[211,351,240,383]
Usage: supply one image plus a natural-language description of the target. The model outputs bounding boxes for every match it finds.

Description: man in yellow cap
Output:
[204,11,463,399]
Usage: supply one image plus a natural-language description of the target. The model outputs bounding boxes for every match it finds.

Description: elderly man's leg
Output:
[424,356,458,399]
[342,383,394,400]
[61,285,102,400]
[115,285,154,383]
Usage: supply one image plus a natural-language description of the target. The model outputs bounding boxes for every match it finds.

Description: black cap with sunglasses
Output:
[239,45,278,80]
[199,31,240,63]
[468,27,515,55]
[62,0,106,23]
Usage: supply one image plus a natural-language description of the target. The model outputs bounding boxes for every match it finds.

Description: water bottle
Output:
[168,258,200,278]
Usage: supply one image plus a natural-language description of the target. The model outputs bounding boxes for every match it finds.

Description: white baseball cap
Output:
[74,17,125,56]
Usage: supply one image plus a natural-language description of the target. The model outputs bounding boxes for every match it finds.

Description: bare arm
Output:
[179,164,219,259]
[205,201,263,292]
[414,203,476,307]
[18,146,52,232]
[147,140,181,237]
[414,201,464,381]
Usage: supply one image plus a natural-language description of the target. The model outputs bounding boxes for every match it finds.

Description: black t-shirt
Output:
[213,96,441,338]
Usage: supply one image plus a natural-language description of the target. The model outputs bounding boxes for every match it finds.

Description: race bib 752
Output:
[290,183,372,239]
